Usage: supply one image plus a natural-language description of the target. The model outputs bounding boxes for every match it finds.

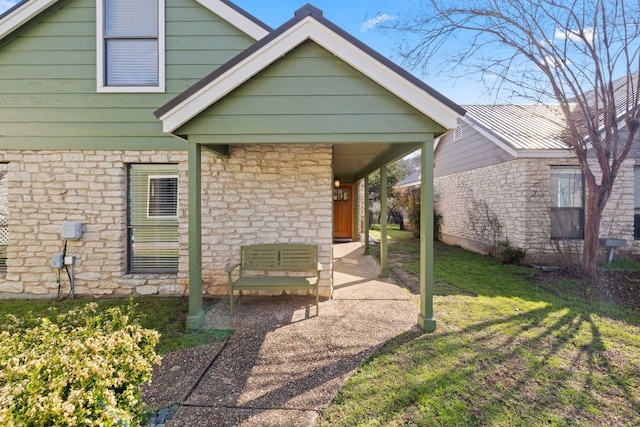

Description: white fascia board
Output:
[0,0,59,40]
[195,0,269,40]
[160,17,461,133]
[303,22,461,130]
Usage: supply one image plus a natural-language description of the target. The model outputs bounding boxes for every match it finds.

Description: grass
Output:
[0,296,232,355]
[319,230,640,426]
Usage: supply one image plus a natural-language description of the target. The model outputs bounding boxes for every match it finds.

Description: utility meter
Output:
[61,221,83,240]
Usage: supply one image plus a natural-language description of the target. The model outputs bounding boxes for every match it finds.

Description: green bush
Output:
[497,241,527,265]
[0,302,160,426]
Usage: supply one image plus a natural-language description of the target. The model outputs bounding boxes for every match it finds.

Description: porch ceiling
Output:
[333,142,421,183]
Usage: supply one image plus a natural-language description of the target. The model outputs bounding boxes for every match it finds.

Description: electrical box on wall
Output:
[61,221,83,240]
[51,254,64,268]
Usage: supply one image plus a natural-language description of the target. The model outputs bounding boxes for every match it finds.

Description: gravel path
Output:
[142,242,418,426]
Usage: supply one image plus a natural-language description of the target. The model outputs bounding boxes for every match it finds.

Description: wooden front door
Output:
[333,183,354,240]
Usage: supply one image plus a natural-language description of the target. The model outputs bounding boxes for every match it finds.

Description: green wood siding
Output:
[177,41,443,144]
[0,0,257,150]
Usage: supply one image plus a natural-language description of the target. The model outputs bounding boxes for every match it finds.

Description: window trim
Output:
[96,0,165,93]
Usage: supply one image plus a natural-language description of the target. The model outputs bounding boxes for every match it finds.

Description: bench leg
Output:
[315,290,319,316]
[229,289,243,314]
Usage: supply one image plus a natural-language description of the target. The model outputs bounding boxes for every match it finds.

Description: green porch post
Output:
[363,176,370,255]
[187,142,205,329]
[379,165,388,277]
[418,135,436,332]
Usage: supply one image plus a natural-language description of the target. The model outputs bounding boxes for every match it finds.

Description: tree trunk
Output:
[581,182,611,277]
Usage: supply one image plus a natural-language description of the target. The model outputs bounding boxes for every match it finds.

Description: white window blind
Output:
[128,164,178,274]
[148,175,178,218]
[103,0,159,87]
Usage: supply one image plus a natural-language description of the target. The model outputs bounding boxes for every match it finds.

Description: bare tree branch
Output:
[384,0,640,275]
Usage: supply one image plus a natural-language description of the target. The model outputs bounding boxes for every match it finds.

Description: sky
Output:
[0,0,487,104]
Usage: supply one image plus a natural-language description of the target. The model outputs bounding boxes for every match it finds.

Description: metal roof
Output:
[462,74,639,152]
[462,104,571,151]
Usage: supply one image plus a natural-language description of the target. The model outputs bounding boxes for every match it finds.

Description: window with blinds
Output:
[0,164,7,272]
[128,164,178,274]
[550,166,584,240]
[97,0,164,91]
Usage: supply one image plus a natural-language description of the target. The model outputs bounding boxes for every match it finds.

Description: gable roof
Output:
[0,0,271,41]
[155,4,465,133]
[462,104,571,152]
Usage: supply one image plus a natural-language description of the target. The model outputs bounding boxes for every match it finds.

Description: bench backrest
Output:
[241,244,318,271]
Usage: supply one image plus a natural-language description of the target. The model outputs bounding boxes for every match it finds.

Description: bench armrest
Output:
[226,263,241,273]
[227,263,242,284]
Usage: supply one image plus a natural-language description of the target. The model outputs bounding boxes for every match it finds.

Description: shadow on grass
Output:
[325,300,640,426]
[331,234,640,426]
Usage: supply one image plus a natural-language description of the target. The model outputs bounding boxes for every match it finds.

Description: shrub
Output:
[399,188,441,240]
[497,241,527,265]
[0,302,160,426]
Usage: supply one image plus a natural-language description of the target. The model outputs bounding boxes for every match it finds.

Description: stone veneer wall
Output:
[597,158,638,255]
[0,145,334,297]
[435,157,640,264]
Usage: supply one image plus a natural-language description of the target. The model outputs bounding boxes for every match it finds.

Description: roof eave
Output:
[516,149,574,159]
[0,0,59,40]
[195,0,271,40]
[0,0,271,42]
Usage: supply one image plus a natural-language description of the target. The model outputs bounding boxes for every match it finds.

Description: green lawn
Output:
[319,230,640,426]
[0,296,232,355]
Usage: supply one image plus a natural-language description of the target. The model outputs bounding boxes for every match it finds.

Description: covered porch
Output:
[154,5,464,331]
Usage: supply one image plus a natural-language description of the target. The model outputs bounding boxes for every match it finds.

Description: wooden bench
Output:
[227,244,322,315]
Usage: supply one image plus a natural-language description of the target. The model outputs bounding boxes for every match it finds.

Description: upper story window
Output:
[97,0,165,93]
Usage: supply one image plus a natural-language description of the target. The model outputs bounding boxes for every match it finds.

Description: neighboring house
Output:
[393,169,420,230]
[0,0,462,325]
[432,78,640,265]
